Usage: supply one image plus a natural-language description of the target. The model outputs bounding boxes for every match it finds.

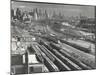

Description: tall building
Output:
[34,8,38,20]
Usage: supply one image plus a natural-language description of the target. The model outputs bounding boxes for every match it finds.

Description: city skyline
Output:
[11,1,95,18]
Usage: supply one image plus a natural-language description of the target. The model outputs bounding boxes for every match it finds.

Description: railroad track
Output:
[39,44,71,71]
[39,35,95,69]
[28,36,95,72]
[31,44,59,72]
[49,42,91,69]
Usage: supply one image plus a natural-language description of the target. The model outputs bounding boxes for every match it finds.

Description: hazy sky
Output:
[11,1,95,18]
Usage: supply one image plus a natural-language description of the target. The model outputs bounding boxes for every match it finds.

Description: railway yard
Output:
[10,1,96,74]
[11,19,96,74]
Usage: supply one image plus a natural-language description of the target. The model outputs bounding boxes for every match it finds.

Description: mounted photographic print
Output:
[11,0,96,74]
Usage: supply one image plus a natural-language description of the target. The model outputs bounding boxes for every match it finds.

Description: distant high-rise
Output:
[34,8,38,20]
[44,10,48,19]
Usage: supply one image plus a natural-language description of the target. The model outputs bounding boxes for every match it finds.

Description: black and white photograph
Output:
[11,0,96,74]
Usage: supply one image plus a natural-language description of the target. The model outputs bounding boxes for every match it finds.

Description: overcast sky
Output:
[11,1,95,18]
